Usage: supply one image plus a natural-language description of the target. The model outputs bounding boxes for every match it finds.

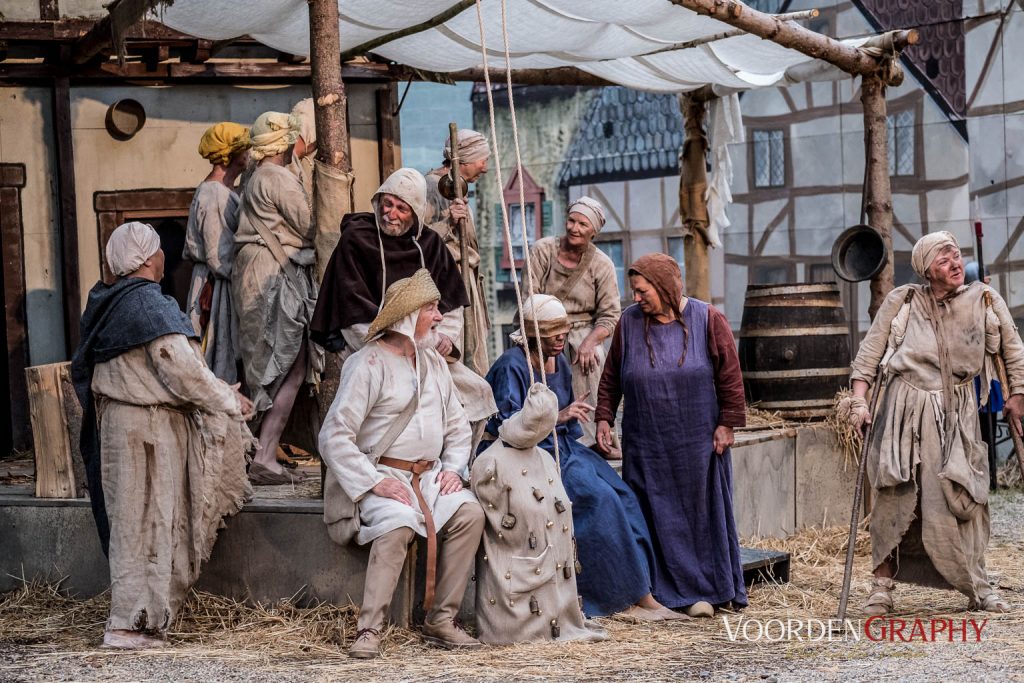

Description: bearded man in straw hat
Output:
[839,230,1024,615]
[319,269,485,659]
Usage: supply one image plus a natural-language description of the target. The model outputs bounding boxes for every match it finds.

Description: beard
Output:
[377,209,411,236]
[415,329,440,350]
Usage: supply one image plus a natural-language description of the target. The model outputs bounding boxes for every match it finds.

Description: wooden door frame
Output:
[1,163,30,451]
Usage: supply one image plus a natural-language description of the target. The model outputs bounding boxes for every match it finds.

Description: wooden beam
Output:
[71,0,167,65]
[861,75,894,318]
[0,164,31,451]
[0,60,397,84]
[377,85,400,183]
[446,66,614,86]
[338,0,475,62]
[668,0,917,82]
[679,94,711,302]
[52,77,81,355]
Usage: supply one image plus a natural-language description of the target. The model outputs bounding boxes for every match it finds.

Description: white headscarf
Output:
[290,98,316,146]
[568,196,606,232]
[509,294,571,345]
[105,221,161,277]
[443,129,490,164]
[249,111,299,161]
[911,231,959,279]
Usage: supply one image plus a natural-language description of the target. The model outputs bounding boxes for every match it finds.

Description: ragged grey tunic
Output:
[851,282,1024,603]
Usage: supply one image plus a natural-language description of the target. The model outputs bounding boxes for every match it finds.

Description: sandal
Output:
[973,593,1011,613]
[248,462,307,486]
[276,444,299,469]
[861,577,896,616]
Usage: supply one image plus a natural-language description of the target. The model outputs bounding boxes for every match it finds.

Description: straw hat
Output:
[363,268,441,342]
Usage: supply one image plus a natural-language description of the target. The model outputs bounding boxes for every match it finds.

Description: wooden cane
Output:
[983,291,1024,477]
[448,122,473,361]
[836,378,884,623]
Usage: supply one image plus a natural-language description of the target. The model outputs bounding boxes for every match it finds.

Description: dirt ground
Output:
[2,489,1023,683]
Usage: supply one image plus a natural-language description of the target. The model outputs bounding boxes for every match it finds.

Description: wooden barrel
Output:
[738,283,851,419]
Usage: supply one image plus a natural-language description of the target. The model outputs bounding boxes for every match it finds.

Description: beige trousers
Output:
[357,501,484,630]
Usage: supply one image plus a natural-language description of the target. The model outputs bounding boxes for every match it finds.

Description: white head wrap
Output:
[509,294,571,345]
[911,231,959,279]
[105,221,161,277]
[249,111,299,161]
[290,98,316,146]
[498,383,559,449]
[568,196,606,232]
[443,129,490,164]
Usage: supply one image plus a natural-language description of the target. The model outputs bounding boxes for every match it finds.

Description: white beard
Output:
[416,329,440,350]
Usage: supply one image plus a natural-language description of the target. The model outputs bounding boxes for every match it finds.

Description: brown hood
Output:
[627,252,684,319]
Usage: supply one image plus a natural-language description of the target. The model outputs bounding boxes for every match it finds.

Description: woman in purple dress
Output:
[596,253,747,617]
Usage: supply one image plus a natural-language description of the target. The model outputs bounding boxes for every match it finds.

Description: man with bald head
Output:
[72,222,255,649]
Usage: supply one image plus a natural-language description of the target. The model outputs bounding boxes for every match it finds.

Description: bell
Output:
[563,564,572,579]
[554,498,566,513]
[528,532,537,549]
[437,172,469,201]
[532,488,545,502]
[574,559,583,575]
[550,619,560,639]
[530,596,541,616]
[501,513,517,530]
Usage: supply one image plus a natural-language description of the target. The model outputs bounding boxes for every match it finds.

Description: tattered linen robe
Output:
[183,180,241,383]
[424,167,490,376]
[851,282,1024,603]
[319,342,476,544]
[92,334,253,631]
[529,236,622,446]
[232,163,324,414]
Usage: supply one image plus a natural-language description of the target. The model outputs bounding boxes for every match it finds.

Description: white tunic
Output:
[319,341,476,544]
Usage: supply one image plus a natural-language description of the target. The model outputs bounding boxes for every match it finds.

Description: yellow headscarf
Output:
[249,111,299,161]
[198,122,250,166]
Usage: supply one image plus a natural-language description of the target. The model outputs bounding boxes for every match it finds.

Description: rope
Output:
[473,0,561,468]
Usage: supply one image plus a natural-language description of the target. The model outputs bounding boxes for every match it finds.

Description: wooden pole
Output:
[668,0,917,83]
[308,0,351,174]
[52,76,81,355]
[861,75,894,318]
[307,0,354,456]
[338,0,475,62]
[679,94,711,302]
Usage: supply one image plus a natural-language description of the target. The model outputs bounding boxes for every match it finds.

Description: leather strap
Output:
[551,242,597,303]
[377,456,438,612]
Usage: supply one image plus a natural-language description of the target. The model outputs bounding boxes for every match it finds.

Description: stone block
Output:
[731,431,796,538]
[794,426,858,529]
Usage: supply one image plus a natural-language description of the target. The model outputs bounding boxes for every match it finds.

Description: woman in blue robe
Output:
[481,294,681,620]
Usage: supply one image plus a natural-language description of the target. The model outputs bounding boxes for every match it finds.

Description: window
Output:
[597,240,626,295]
[501,323,518,352]
[506,202,536,263]
[667,236,687,279]
[887,110,915,176]
[750,264,794,285]
[752,129,785,187]
[500,168,544,269]
[808,262,836,283]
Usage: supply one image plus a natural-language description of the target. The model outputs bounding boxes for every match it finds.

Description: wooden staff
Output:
[448,122,473,359]
[836,378,885,623]
[983,290,1024,476]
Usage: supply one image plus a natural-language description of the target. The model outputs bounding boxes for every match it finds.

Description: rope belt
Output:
[377,457,438,611]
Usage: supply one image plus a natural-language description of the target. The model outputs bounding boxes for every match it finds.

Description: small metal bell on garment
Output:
[528,531,537,549]
[563,564,572,579]
[530,595,541,615]
[550,619,560,638]
[554,498,566,513]
[532,488,545,502]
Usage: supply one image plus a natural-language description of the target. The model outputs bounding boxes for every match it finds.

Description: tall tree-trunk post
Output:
[679,93,711,302]
[861,75,894,318]
[307,0,355,448]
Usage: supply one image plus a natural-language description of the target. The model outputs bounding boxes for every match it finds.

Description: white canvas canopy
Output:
[158,0,863,93]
